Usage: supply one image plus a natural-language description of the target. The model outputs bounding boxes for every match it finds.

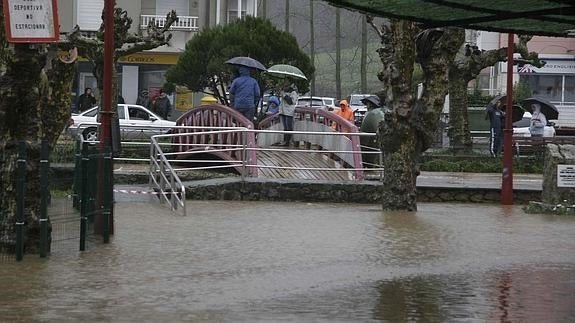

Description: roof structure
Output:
[323,0,575,37]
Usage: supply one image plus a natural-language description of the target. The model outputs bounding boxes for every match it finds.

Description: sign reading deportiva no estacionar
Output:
[2,0,59,43]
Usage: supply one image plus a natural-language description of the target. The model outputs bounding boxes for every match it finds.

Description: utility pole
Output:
[285,0,290,32]
[335,7,342,99]
[310,0,315,96]
[361,15,368,93]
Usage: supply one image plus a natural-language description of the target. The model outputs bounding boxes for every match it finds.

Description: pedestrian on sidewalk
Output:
[486,99,504,157]
[277,83,299,147]
[529,103,547,138]
[152,89,172,120]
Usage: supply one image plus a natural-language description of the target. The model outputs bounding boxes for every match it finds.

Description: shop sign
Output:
[558,165,575,188]
[518,60,575,75]
[118,53,179,65]
[3,0,59,43]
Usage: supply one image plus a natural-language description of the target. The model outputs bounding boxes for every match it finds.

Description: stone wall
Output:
[186,178,540,204]
[542,144,575,205]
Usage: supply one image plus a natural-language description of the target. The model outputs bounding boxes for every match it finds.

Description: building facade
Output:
[60,0,259,112]
[473,32,575,127]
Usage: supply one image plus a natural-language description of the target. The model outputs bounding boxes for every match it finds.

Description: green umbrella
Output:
[266,64,307,80]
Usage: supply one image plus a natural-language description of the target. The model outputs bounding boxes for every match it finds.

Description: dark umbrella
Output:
[489,94,505,107]
[225,56,267,71]
[502,104,527,123]
[520,97,559,120]
[360,95,381,107]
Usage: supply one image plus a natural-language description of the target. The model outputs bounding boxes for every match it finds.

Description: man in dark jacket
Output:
[152,89,172,120]
[486,99,505,157]
[76,87,96,113]
[136,89,151,109]
[229,67,261,122]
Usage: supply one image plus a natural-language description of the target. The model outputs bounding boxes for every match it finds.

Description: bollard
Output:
[39,140,49,258]
[102,149,112,244]
[73,137,82,209]
[79,157,89,251]
[15,142,26,261]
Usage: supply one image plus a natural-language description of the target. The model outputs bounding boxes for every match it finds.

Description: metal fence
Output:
[1,139,113,263]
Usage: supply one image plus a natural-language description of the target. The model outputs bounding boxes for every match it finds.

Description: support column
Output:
[122,65,139,104]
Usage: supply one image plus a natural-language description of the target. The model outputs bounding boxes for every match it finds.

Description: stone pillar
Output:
[542,144,575,205]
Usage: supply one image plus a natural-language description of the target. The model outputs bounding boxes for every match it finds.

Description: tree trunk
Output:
[371,19,460,211]
[335,7,342,99]
[361,15,368,93]
[447,76,472,152]
[0,44,46,252]
[285,0,290,32]
[261,0,267,19]
[309,0,315,96]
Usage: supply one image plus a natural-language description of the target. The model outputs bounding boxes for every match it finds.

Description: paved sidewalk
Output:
[418,172,542,191]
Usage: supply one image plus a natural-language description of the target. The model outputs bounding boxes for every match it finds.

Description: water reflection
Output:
[0,201,574,321]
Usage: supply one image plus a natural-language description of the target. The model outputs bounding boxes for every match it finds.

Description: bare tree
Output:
[335,7,342,99]
[360,15,368,93]
[368,18,461,210]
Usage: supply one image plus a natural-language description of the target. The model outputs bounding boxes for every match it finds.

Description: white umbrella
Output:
[266,64,307,80]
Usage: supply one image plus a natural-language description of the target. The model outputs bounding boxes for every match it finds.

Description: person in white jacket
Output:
[277,84,299,147]
[529,103,547,137]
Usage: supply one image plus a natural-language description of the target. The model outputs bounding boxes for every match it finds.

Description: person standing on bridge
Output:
[332,99,355,129]
[229,67,261,122]
[277,84,299,147]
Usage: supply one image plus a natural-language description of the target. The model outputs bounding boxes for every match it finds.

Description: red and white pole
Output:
[501,33,514,205]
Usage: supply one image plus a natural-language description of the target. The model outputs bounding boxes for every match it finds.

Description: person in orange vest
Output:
[332,99,355,129]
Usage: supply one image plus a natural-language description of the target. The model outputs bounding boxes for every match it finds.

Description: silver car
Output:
[68,104,176,141]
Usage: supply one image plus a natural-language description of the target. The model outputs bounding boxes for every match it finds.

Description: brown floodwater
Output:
[1,201,574,322]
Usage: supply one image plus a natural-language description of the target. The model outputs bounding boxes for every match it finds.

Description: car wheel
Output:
[83,127,98,142]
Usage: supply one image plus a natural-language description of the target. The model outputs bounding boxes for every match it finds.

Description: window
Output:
[77,0,104,31]
[228,0,255,22]
[565,76,575,103]
[526,75,562,102]
[128,107,150,120]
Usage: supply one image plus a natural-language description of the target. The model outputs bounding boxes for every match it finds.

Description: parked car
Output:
[513,111,555,137]
[321,97,337,111]
[297,96,329,110]
[68,104,176,141]
[347,94,373,126]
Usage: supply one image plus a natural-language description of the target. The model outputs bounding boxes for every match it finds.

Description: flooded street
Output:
[1,201,575,322]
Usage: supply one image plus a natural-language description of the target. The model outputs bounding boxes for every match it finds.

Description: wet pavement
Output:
[1,201,574,321]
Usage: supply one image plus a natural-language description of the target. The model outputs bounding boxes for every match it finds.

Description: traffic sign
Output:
[3,0,59,43]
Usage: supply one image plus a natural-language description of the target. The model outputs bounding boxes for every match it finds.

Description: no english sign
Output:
[2,0,59,43]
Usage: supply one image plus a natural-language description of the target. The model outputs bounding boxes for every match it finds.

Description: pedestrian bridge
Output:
[149,104,381,215]
[169,104,376,181]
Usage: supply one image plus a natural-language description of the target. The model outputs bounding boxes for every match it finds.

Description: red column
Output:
[99,0,115,148]
[501,33,514,205]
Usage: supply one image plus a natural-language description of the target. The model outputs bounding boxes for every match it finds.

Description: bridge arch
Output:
[258,107,364,180]
[174,104,258,176]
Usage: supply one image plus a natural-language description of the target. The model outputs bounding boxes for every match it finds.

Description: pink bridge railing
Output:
[174,104,258,177]
[258,107,364,180]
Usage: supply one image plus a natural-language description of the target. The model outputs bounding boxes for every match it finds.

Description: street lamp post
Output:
[502,33,514,205]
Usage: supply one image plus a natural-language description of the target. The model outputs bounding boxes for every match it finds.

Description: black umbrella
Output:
[520,97,559,120]
[225,56,267,71]
[360,95,381,107]
[489,94,506,107]
[502,104,527,123]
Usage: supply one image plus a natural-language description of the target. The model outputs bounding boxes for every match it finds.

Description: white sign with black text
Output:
[557,165,575,188]
[3,0,59,43]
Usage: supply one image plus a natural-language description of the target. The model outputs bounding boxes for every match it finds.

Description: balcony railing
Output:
[141,15,199,32]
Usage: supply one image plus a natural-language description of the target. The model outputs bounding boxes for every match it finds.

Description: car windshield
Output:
[323,98,334,106]
[349,95,370,105]
[83,108,99,117]
[298,98,324,106]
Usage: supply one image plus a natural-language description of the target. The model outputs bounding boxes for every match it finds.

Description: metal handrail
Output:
[149,136,186,216]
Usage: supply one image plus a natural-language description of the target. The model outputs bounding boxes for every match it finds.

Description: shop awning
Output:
[322,0,575,37]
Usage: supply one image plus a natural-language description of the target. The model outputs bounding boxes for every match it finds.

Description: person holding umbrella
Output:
[486,99,505,157]
[229,66,261,122]
[529,103,547,137]
[277,83,299,147]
